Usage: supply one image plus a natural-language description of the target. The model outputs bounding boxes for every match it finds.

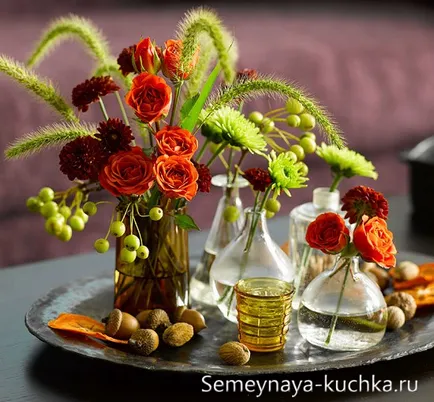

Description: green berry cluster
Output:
[248,98,318,177]
[94,205,164,264]
[26,187,98,242]
[264,198,281,219]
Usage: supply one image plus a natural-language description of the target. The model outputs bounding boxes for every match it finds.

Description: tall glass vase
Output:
[114,206,189,317]
[210,208,295,323]
[297,256,387,351]
[190,174,248,306]
[289,188,341,310]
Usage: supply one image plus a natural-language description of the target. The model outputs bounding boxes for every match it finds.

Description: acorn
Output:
[136,310,152,328]
[129,329,159,356]
[105,309,140,340]
[162,323,194,347]
[219,342,250,366]
[173,306,187,323]
[177,308,207,334]
[145,309,171,334]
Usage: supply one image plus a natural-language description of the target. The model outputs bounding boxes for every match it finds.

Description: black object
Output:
[402,136,434,234]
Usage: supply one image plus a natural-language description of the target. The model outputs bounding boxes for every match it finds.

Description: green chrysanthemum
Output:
[316,143,378,179]
[203,106,267,154]
[268,151,309,196]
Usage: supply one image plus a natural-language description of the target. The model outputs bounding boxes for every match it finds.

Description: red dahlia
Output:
[72,76,120,112]
[193,162,212,193]
[243,168,272,192]
[59,137,107,181]
[95,118,134,153]
[236,68,258,82]
[341,186,389,224]
[117,45,137,76]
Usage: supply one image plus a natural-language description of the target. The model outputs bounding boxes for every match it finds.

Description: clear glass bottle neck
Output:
[312,187,340,211]
[332,256,360,274]
[242,208,269,236]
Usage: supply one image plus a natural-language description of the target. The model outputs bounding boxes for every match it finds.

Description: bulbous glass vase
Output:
[210,207,295,323]
[297,256,387,351]
[190,174,248,306]
[289,187,342,310]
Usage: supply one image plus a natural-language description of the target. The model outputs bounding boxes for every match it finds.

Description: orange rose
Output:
[161,39,199,81]
[99,146,154,196]
[134,37,161,74]
[125,72,172,124]
[353,216,397,268]
[155,126,198,159]
[306,212,350,254]
[154,155,198,201]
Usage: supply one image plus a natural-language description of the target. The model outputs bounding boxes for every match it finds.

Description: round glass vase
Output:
[289,187,341,310]
[114,207,189,317]
[297,256,387,351]
[210,207,295,323]
[190,174,248,306]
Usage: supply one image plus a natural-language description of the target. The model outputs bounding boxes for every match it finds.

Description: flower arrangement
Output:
[305,186,396,345]
[1,8,350,314]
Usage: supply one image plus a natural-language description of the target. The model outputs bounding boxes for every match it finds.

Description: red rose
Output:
[161,39,199,81]
[154,155,198,201]
[353,216,397,268]
[155,126,198,159]
[306,212,350,254]
[134,37,161,74]
[99,146,154,196]
[125,72,172,124]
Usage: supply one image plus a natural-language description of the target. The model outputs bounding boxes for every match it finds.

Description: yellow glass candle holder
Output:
[234,277,294,352]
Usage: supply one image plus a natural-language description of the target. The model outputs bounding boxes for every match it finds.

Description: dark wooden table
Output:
[1,195,434,402]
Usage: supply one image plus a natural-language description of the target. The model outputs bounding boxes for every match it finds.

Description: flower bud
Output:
[135,37,162,75]
[162,39,199,81]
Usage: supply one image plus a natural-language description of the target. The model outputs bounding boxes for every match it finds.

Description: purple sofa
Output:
[1,1,434,267]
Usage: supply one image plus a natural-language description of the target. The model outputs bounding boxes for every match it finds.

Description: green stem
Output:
[264,107,285,117]
[258,185,273,212]
[230,149,248,185]
[206,141,228,167]
[195,138,210,162]
[325,260,351,345]
[98,97,109,121]
[329,174,343,192]
[114,91,130,126]
[170,83,183,126]
[226,148,234,181]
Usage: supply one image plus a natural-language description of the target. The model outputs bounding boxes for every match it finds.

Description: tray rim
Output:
[25,254,434,376]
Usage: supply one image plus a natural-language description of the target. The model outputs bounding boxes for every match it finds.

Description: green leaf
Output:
[174,214,200,231]
[180,93,200,122]
[181,64,221,132]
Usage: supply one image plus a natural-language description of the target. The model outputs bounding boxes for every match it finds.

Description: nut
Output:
[178,309,207,333]
[173,306,187,323]
[145,309,171,333]
[385,292,417,320]
[362,264,389,290]
[219,342,250,366]
[136,310,152,328]
[129,329,159,355]
[162,323,194,347]
[395,261,420,281]
[105,309,140,340]
[386,306,406,330]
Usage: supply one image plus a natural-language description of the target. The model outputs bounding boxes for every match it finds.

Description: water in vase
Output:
[298,300,387,351]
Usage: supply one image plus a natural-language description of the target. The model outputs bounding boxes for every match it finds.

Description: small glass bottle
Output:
[210,207,295,323]
[289,187,341,310]
[190,174,248,306]
[297,256,387,351]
